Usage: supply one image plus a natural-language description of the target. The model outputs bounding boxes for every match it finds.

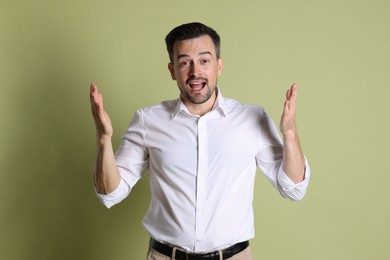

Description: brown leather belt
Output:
[149,238,249,260]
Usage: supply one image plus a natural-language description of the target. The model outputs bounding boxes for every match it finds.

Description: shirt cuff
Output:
[277,157,311,201]
[95,178,130,208]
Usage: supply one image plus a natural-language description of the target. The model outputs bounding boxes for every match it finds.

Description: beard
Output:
[179,78,218,105]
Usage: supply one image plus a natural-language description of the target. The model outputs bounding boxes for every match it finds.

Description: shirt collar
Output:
[172,87,228,119]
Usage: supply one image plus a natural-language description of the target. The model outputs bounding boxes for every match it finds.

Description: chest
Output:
[144,114,262,176]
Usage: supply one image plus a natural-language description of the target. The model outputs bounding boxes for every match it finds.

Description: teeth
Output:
[189,82,204,90]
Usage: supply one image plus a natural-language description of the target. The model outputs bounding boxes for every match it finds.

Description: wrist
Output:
[282,129,299,142]
[96,134,112,145]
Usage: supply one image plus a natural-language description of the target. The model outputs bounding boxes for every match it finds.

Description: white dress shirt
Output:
[96,88,310,252]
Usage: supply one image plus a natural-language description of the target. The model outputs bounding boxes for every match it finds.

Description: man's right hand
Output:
[89,82,121,195]
[90,83,113,139]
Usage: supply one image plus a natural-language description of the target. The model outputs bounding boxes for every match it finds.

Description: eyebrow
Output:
[176,51,213,60]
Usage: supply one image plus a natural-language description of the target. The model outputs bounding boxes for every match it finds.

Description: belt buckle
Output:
[177,249,190,260]
[187,251,219,260]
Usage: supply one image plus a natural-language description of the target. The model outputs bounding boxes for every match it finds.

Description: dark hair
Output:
[165,22,221,63]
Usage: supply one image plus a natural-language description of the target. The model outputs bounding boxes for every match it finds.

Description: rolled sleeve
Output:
[277,157,311,201]
[95,178,131,208]
[94,110,148,209]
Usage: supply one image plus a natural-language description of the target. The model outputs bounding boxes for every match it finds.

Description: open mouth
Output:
[188,80,207,92]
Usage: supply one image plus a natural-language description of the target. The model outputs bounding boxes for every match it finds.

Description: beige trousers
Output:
[146,246,253,260]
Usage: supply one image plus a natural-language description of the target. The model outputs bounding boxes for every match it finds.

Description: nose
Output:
[189,62,201,77]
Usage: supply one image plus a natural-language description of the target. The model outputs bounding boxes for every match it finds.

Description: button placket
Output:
[194,117,208,251]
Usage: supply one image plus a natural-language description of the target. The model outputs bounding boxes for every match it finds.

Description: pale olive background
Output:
[1,0,389,259]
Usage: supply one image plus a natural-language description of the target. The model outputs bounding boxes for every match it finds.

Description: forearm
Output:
[93,136,121,194]
[282,130,306,184]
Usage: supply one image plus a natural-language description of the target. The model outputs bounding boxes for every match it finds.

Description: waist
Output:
[149,238,249,260]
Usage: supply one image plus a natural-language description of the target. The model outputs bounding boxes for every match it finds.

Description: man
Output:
[90,22,310,260]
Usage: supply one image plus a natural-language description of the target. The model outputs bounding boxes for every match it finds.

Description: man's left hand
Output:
[280,83,299,136]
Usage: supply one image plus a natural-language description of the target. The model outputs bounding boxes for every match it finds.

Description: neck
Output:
[182,90,217,117]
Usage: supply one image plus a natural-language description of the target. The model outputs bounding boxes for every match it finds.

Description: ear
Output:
[217,58,223,76]
[168,63,176,80]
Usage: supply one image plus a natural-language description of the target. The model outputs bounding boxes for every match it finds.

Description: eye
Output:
[200,59,210,65]
[180,60,191,67]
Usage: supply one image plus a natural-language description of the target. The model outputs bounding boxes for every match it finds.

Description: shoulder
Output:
[128,99,178,129]
[222,96,267,117]
[136,99,178,115]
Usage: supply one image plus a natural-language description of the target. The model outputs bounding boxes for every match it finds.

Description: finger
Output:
[291,83,297,99]
[90,83,98,106]
[91,84,104,106]
[291,85,298,110]
[90,84,103,118]
[283,100,290,114]
[90,84,96,112]
[90,83,99,100]
[286,88,291,100]
[291,83,297,90]
[90,82,97,96]
[287,83,297,100]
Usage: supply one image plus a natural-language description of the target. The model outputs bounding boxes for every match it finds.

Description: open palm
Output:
[280,83,298,135]
[90,83,113,138]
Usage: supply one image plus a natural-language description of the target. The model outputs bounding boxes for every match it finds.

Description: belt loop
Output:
[218,250,223,260]
[171,246,178,260]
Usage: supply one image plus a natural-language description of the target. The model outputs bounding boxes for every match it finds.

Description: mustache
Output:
[186,76,208,84]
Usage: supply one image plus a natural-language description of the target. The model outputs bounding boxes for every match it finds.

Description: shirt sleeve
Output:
[256,108,310,201]
[95,110,149,208]
[95,178,130,208]
[276,156,311,201]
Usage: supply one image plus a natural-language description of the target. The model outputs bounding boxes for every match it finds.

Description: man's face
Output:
[168,35,223,107]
